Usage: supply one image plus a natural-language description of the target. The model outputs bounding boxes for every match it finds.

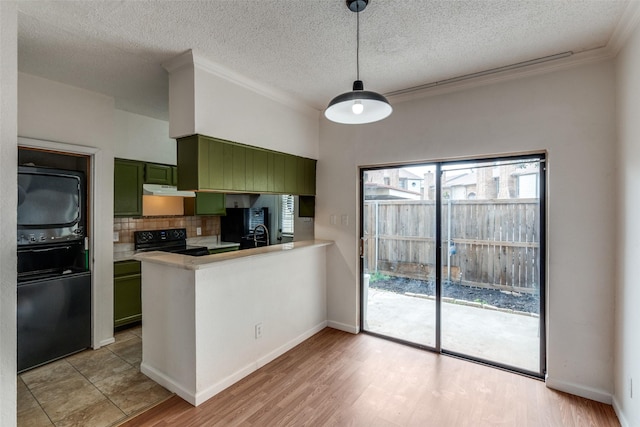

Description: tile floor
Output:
[17,326,173,427]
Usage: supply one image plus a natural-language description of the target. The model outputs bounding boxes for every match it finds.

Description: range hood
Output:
[142,184,195,197]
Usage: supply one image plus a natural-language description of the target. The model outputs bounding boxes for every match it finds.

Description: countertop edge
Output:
[134,240,334,270]
[114,241,240,262]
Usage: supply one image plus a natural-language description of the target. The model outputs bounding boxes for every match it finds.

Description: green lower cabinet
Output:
[114,260,142,328]
[184,193,226,216]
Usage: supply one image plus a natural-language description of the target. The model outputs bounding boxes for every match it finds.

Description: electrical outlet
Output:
[255,322,263,339]
[113,231,119,242]
[631,377,633,399]
[196,227,202,236]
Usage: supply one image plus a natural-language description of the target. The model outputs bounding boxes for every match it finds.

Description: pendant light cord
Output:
[356,7,360,81]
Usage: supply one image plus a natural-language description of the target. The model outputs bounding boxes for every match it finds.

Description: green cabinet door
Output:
[184,193,226,216]
[273,153,286,193]
[145,163,173,185]
[284,154,298,194]
[171,166,178,186]
[232,145,246,191]
[177,135,201,190]
[252,149,269,192]
[245,149,254,191]
[204,137,225,190]
[114,159,144,217]
[303,158,317,196]
[114,260,142,328]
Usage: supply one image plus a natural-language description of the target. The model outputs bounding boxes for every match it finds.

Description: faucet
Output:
[253,224,269,247]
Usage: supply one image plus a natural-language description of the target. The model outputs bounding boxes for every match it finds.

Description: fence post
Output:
[375,201,379,273]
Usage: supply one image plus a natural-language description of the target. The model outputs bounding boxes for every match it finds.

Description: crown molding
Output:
[386,47,615,106]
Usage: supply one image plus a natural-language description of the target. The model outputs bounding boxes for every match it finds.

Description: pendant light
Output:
[325,0,392,124]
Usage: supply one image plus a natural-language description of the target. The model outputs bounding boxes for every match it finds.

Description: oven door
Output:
[18,242,86,278]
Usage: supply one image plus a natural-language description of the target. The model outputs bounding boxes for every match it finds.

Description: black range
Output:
[134,228,210,256]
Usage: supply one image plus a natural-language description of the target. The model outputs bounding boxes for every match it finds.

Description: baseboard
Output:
[255,320,328,369]
[142,321,329,407]
[140,362,197,406]
[612,396,630,427]
[327,320,359,334]
[545,376,612,404]
[98,337,115,348]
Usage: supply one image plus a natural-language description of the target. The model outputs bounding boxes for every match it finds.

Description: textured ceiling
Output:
[17,0,632,120]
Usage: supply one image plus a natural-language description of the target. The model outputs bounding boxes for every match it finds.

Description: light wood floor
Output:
[121,328,619,427]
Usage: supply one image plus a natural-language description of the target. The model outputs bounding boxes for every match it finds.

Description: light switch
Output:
[330,214,337,225]
[341,214,349,226]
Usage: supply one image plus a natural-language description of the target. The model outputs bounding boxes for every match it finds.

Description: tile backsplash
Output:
[114,216,220,243]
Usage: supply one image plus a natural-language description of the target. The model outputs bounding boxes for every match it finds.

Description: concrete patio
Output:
[364,288,541,373]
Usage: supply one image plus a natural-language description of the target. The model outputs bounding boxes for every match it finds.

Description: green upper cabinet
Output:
[232,145,246,191]
[184,193,226,216]
[171,166,178,186]
[177,134,316,196]
[271,152,286,193]
[114,159,144,217]
[252,149,269,192]
[303,157,317,196]
[284,155,298,194]
[145,163,173,185]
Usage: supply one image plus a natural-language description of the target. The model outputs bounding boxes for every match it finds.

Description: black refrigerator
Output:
[221,207,268,249]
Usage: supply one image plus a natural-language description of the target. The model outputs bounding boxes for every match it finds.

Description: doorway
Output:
[360,154,545,377]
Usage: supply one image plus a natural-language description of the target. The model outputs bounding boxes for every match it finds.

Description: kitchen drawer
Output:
[114,260,141,277]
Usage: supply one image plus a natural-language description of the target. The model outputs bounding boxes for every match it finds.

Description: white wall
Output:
[113,109,176,164]
[18,73,176,352]
[193,66,319,159]
[140,245,328,405]
[18,73,116,350]
[316,61,617,402]
[614,20,640,427]
[0,2,17,426]
[166,53,320,160]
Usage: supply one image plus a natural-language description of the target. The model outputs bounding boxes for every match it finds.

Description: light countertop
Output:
[114,238,240,262]
[133,240,333,270]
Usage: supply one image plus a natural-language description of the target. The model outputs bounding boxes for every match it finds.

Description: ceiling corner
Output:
[607,0,640,55]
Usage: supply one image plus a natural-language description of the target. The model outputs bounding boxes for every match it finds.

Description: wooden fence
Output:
[362,199,541,293]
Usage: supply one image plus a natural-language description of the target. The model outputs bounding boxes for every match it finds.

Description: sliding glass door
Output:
[361,165,437,348]
[361,155,545,377]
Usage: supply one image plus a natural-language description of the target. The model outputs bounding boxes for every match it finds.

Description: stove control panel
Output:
[134,228,188,247]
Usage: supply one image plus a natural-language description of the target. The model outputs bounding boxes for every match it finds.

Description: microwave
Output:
[17,165,85,246]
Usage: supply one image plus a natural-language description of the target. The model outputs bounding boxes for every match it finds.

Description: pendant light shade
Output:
[324,0,392,124]
[325,80,392,124]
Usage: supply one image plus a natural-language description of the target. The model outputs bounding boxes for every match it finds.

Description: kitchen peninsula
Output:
[134,240,332,406]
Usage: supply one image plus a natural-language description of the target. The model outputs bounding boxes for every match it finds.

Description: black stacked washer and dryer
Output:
[17,165,91,373]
